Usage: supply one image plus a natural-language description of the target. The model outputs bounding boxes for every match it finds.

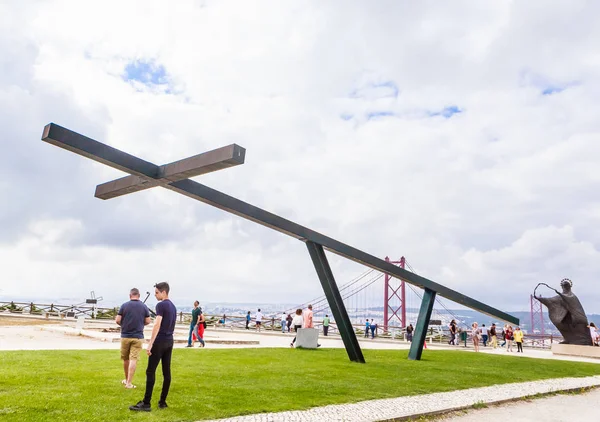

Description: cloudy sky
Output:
[1,1,599,314]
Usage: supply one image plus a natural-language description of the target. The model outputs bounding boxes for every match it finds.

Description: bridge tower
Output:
[383,256,406,331]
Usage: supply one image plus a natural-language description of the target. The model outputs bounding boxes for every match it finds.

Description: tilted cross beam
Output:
[95,144,245,199]
[42,123,518,363]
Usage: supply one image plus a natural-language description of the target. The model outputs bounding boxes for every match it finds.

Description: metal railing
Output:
[0,301,563,348]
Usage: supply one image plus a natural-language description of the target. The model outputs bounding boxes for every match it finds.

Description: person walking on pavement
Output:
[448,320,457,345]
[514,326,524,353]
[489,323,498,349]
[281,312,287,333]
[290,309,304,348]
[255,308,263,332]
[196,309,206,348]
[116,288,151,389]
[505,325,514,352]
[481,324,488,347]
[406,324,414,342]
[471,322,480,352]
[186,301,201,348]
[370,319,376,339]
[323,314,330,336]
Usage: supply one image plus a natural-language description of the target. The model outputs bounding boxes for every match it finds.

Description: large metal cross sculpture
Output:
[41,123,518,363]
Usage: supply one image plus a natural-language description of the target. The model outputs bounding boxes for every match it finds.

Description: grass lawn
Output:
[0,348,599,421]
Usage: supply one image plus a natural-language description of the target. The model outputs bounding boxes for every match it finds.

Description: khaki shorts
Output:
[121,338,143,361]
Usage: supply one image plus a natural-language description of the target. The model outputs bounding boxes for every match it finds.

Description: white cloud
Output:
[1,1,600,314]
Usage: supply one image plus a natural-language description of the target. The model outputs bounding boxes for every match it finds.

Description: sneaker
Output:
[158,401,168,409]
[129,401,151,412]
[185,344,193,348]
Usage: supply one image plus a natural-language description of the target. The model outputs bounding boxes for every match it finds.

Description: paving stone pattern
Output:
[204,376,600,422]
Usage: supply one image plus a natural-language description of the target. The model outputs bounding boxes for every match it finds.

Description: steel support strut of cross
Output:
[41,123,519,363]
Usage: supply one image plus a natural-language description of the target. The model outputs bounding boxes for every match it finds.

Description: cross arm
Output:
[95,144,245,199]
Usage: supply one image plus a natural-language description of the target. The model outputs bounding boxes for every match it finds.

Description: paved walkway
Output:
[2,321,600,366]
[203,377,600,422]
[440,387,600,421]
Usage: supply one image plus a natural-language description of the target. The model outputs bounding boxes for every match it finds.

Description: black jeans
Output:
[323,326,329,336]
[292,325,302,344]
[516,341,523,352]
[143,340,173,405]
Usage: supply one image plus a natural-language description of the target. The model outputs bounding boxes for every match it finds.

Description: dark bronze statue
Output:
[534,278,592,346]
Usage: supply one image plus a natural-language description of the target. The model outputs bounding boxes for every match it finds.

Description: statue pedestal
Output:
[551,343,600,359]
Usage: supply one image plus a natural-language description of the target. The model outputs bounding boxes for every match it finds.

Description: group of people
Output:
[288,304,322,347]
[116,283,177,412]
[280,309,330,336]
[242,307,332,337]
[469,322,524,353]
[363,319,378,338]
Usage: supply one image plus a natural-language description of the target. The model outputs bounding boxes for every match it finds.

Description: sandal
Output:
[125,384,137,389]
[121,380,127,386]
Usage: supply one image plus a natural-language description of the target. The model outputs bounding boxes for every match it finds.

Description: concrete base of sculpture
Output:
[296,328,319,349]
[551,343,600,359]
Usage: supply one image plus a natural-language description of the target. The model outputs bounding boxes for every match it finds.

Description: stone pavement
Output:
[440,387,600,421]
[203,377,600,422]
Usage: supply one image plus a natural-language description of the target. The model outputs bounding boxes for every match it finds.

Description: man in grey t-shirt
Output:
[116,288,151,389]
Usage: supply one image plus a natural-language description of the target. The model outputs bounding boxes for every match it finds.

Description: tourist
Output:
[116,288,151,389]
[406,324,414,342]
[448,319,457,345]
[489,323,498,349]
[255,308,263,332]
[589,322,599,346]
[280,312,287,333]
[245,311,251,330]
[480,324,488,347]
[196,309,206,348]
[505,325,514,352]
[304,304,314,329]
[370,319,377,339]
[471,322,480,352]
[186,301,201,348]
[500,324,508,348]
[290,309,303,347]
[286,313,293,333]
[130,282,177,412]
[364,319,370,338]
[514,326,524,353]
[323,314,330,336]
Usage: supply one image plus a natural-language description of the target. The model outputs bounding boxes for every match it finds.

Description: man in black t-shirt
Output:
[130,282,177,412]
[449,320,457,345]
[116,288,151,389]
